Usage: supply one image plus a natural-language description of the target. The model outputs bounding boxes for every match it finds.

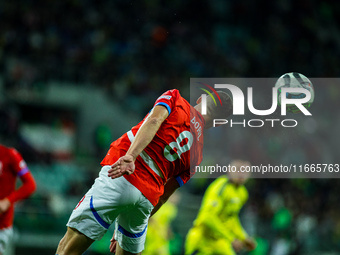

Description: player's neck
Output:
[194,104,212,129]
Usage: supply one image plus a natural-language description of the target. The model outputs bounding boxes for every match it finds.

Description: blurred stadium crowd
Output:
[2,0,340,99]
[1,0,340,254]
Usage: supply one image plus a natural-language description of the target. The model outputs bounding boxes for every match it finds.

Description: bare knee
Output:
[56,227,94,255]
[115,242,142,255]
[57,235,66,253]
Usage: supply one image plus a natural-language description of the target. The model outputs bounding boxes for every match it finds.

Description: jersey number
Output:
[164,131,193,162]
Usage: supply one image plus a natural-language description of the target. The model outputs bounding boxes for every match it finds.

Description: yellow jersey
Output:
[185,176,249,254]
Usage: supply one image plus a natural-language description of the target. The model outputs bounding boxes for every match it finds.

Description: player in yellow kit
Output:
[185,160,256,255]
[144,193,179,255]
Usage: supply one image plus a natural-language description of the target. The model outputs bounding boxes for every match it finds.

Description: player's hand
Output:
[232,239,244,252]
[108,155,135,179]
[0,198,11,215]
[109,233,117,253]
[243,237,257,251]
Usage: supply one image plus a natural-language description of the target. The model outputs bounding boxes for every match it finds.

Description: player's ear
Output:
[196,96,202,104]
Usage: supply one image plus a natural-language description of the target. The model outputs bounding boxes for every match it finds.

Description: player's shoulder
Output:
[6,147,23,162]
[168,88,180,95]
[159,89,181,99]
[8,147,20,155]
[213,176,229,185]
[215,175,229,185]
[155,89,181,105]
[0,145,21,161]
[208,176,228,194]
[239,184,249,201]
[0,144,13,154]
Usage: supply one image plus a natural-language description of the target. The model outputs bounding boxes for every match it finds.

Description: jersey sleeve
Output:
[153,89,179,115]
[7,171,36,204]
[229,215,248,241]
[174,168,193,187]
[9,148,29,177]
[195,178,235,241]
[229,187,249,240]
[7,148,36,204]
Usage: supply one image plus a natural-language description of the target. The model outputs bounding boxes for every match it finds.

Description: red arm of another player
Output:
[108,105,169,179]
[7,172,36,204]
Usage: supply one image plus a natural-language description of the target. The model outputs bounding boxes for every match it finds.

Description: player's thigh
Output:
[57,227,94,255]
[67,166,137,241]
[115,192,154,254]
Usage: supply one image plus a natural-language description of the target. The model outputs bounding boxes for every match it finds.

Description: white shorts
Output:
[0,227,13,254]
[67,165,154,253]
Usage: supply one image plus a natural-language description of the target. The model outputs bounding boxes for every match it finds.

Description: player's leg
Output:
[115,242,141,255]
[56,188,110,255]
[56,166,130,254]
[115,187,154,254]
[56,227,94,255]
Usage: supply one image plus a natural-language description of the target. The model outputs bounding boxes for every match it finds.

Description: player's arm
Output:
[108,105,169,179]
[230,211,256,250]
[195,179,235,241]
[197,199,235,242]
[0,149,36,215]
[7,171,36,204]
[150,177,180,217]
[229,214,248,241]
[229,189,249,241]
[0,172,36,215]
[228,189,257,251]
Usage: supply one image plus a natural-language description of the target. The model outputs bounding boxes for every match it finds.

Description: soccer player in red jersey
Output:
[56,89,232,255]
[0,145,36,255]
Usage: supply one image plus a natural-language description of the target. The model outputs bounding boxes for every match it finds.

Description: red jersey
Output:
[101,89,205,206]
[0,145,36,229]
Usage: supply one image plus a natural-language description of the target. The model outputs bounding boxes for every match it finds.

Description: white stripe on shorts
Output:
[127,130,164,179]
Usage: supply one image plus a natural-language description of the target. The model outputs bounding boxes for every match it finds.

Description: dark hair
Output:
[206,91,233,119]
